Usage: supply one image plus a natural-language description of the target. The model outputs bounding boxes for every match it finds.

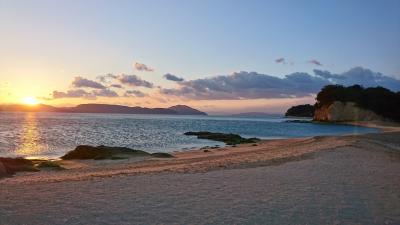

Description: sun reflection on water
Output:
[15,113,43,157]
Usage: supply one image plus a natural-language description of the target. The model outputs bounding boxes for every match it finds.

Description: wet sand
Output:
[1,122,400,224]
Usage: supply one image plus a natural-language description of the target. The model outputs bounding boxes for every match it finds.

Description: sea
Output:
[0,112,378,159]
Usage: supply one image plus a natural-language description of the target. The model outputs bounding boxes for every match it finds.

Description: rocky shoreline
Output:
[0,132,255,178]
[1,123,398,180]
[0,145,175,178]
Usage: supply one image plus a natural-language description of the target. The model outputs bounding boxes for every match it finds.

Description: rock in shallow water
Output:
[61,145,173,160]
[184,131,260,145]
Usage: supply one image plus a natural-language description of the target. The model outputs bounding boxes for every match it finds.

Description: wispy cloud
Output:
[134,62,154,72]
[110,84,123,89]
[52,88,119,99]
[72,76,106,89]
[52,89,94,99]
[275,58,286,64]
[275,57,294,65]
[163,73,184,82]
[92,89,119,97]
[117,74,154,88]
[51,73,154,99]
[124,90,146,97]
[308,59,322,66]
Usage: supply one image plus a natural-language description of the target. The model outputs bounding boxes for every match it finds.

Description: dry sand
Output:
[0,122,399,224]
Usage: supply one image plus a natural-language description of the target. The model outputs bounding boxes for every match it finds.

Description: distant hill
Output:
[0,103,207,116]
[230,112,282,118]
[285,104,315,118]
[0,104,59,112]
[168,105,207,115]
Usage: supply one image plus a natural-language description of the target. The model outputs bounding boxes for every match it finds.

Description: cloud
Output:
[275,57,294,65]
[314,67,400,91]
[163,73,184,82]
[97,74,117,83]
[92,89,119,97]
[72,76,106,89]
[134,62,154,72]
[51,74,154,99]
[160,71,328,100]
[52,88,118,99]
[110,84,123,89]
[160,67,400,100]
[308,59,322,66]
[124,90,146,97]
[275,58,286,64]
[52,89,93,99]
[117,74,154,88]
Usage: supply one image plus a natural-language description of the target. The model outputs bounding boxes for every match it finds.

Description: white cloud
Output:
[134,62,154,72]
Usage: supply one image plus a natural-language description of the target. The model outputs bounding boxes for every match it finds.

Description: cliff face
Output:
[314,101,384,122]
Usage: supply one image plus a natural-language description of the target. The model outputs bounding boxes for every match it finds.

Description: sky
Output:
[0,0,399,114]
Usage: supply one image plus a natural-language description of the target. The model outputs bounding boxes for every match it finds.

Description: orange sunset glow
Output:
[22,96,39,106]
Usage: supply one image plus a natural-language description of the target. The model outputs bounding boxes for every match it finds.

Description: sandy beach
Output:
[1,123,400,224]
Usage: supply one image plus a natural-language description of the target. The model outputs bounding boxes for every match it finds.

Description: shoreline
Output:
[0,119,385,161]
[1,121,399,184]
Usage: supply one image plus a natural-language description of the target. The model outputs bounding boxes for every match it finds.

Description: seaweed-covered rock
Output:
[0,162,7,177]
[285,119,312,123]
[61,145,150,160]
[151,152,174,158]
[35,161,65,170]
[184,131,260,145]
[0,157,38,177]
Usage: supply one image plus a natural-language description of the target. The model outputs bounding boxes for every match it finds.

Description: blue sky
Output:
[0,0,399,113]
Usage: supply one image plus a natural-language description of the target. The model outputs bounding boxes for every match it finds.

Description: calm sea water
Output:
[0,112,378,158]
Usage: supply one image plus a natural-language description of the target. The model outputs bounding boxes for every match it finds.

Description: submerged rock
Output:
[184,131,260,145]
[61,145,174,160]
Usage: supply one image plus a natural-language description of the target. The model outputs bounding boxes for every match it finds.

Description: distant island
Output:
[0,103,207,116]
[286,85,400,122]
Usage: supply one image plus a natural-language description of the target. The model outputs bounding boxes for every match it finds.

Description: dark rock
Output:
[184,131,260,145]
[0,162,7,177]
[36,161,65,170]
[151,152,174,158]
[61,145,150,160]
[0,157,38,177]
[285,119,312,123]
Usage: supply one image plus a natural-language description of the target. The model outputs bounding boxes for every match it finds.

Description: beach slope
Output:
[1,127,399,224]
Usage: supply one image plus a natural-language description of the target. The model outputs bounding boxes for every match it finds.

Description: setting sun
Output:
[22,96,39,106]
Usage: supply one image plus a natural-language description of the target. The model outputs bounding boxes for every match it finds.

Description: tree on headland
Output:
[285,104,315,117]
[315,85,400,121]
